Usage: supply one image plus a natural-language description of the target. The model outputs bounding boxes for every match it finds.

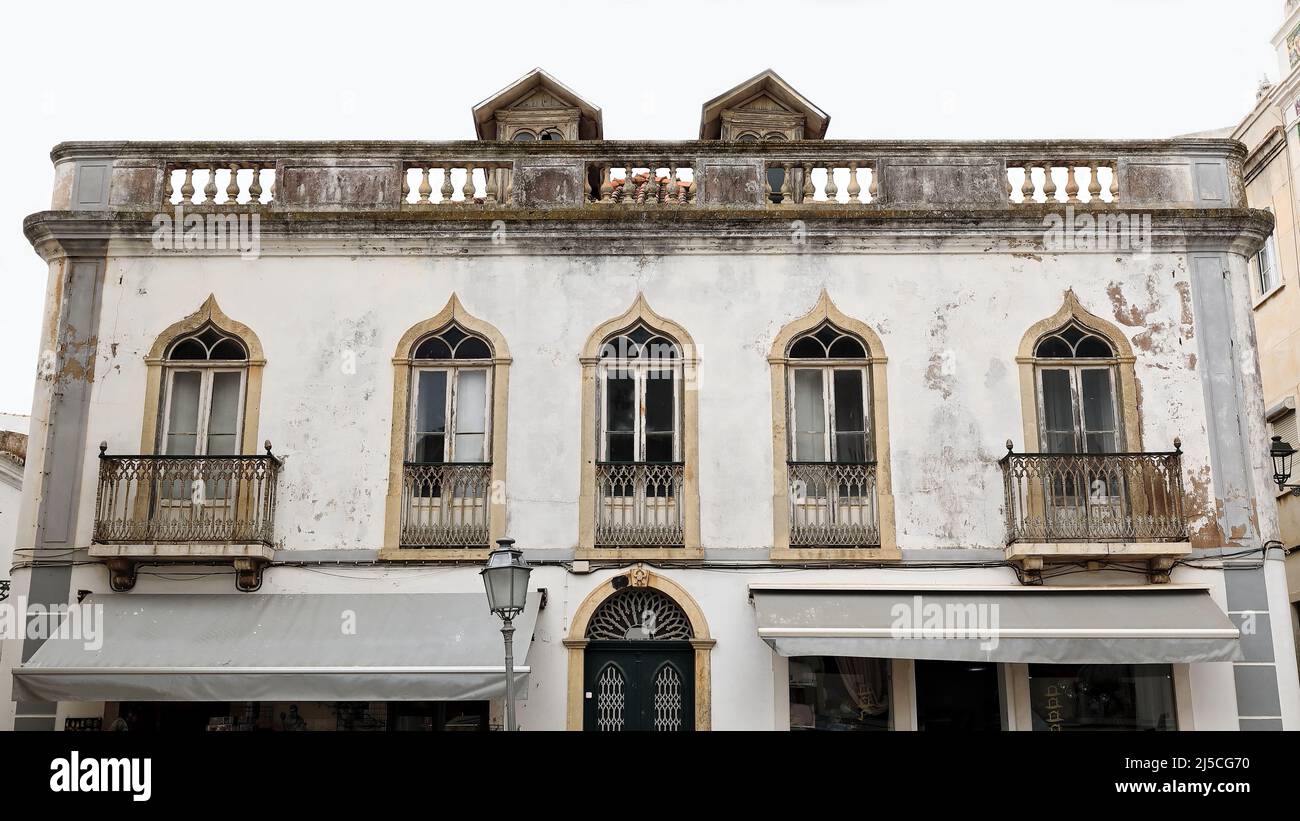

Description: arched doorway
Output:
[565,568,713,730]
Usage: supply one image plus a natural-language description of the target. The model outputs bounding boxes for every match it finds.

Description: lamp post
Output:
[480,538,532,731]
[1271,435,1300,495]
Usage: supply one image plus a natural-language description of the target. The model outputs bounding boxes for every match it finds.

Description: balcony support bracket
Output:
[234,558,267,593]
[106,559,137,592]
[1147,557,1175,585]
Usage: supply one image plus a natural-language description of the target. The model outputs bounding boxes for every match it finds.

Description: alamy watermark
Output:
[1043,205,1151,252]
[890,594,1000,651]
[151,205,261,259]
[0,596,103,651]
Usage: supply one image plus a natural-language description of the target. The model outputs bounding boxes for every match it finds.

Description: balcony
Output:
[787,462,880,548]
[595,462,685,547]
[91,445,282,591]
[399,462,492,548]
[1000,445,1191,579]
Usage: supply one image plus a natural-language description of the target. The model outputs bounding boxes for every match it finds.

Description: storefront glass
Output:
[915,660,1003,731]
[789,656,891,731]
[1028,664,1176,731]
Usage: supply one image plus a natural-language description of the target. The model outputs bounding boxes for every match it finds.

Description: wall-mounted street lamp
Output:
[480,538,532,732]
[1270,435,1300,495]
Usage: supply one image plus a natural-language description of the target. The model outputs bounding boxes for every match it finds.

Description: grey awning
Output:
[12,592,542,703]
[751,585,1241,664]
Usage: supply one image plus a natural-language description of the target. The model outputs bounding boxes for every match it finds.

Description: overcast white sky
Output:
[0,0,1282,415]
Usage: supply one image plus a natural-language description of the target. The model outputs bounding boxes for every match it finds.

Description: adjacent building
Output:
[1231,0,1300,680]
[4,68,1297,731]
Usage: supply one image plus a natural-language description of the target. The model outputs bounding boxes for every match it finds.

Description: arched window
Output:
[768,291,896,557]
[1032,319,1121,454]
[787,322,872,463]
[511,130,536,142]
[579,295,700,555]
[384,295,511,556]
[598,323,682,463]
[160,324,249,458]
[407,324,494,464]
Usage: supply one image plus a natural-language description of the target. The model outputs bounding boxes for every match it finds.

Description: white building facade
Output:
[5,70,1298,731]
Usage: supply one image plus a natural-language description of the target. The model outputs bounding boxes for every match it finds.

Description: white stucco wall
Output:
[71,244,1216,555]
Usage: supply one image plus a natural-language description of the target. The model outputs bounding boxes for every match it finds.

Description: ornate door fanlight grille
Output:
[585,588,694,641]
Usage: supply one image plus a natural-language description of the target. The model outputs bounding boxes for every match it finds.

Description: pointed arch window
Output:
[160,324,249,458]
[1032,320,1121,454]
[598,323,683,464]
[408,324,494,464]
[768,293,896,557]
[787,322,872,464]
[578,295,700,556]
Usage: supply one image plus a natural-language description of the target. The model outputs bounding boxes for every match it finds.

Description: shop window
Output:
[788,656,891,731]
[915,660,1003,731]
[1028,664,1177,731]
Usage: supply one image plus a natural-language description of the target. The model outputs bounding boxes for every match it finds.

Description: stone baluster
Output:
[823,163,838,202]
[418,168,432,205]
[623,162,636,204]
[780,162,794,206]
[868,165,879,203]
[1020,162,1035,203]
[463,164,477,202]
[401,166,410,204]
[1065,165,1079,203]
[163,169,174,204]
[181,168,195,204]
[803,163,815,204]
[440,165,454,204]
[1042,164,1057,203]
[686,174,696,204]
[645,162,660,205]
[764,165,774,204]
[1109,161,1120,203]
[599,165,614,203]
[1088,162,1102,202]
[1005,167,1013,202]
[268,172,275,203]
[668,164,679,204]
[847,161,861,204]
[204,165,218,205]
[226,164,241,204]
[485,165,498,206]
[249,166,263,204]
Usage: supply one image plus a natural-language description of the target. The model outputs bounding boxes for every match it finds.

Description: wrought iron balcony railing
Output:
[787,461,880,547]
[595,462,685,547]
[0,579,9,602]
[400,462,492,547]
[94,446,281,545]
[1000,447,1187,543]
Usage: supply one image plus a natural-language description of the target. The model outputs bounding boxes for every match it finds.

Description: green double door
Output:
[583,642,694,731]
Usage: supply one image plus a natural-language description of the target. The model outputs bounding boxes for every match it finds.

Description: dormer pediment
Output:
[472,68,603,141]
[699,69,830,141]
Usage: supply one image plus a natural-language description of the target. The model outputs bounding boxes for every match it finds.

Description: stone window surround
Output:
[577,294,702,560]
[380,294,513,561]
[139,295,265,458]
[768,290,898,560]
[1014,290,1141,454]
